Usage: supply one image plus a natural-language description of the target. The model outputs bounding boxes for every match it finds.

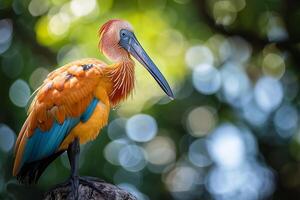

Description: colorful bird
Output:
[13,19,174,198]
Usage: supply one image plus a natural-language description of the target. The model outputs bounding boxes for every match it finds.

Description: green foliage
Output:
[1,0,300,199]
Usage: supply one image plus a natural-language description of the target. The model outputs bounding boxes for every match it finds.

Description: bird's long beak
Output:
[120,30,174,99]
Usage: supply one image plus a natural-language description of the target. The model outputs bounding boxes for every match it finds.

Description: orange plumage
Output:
[13,19,173,185]
[13,57,135,176]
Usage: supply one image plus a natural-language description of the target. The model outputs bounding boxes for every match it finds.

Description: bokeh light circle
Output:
[192,64,221,95]
[206,163,274,200]
[164,166,198,192]
[118,144,147,172]
[185,45,214,69]
[29,67,49,90]
[70,0,97,17]
[9,79,31,107]
[220,63,250,107]
[104,139,129,165]
[254,76,283,112]
[220,37,252,63]
[0,19,13,54]
[28,0,49,16]
[49,13,71,36]
[262,53,285,78]
[188,139,212,167]
[0,124,15,152]
[274,104,298,138]
[213,0,237,26]
[243,99,269,127]
[186,106,217,137]
[144,136,176,166]
[126,114,157,142]
[208,123,245,169]
[108,118,127,140]
[0,19,12,44]
[231,0,246,11]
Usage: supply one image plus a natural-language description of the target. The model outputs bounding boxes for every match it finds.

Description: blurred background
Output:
[1,0,300,199]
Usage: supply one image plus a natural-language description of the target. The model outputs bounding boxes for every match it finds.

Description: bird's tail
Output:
[16,151,64,184]
[13,112,64,184]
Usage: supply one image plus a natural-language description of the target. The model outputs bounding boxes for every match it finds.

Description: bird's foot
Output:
[78,176,105,195]
[71,176,79,200]
[51,176,105,199]
[53,175,79,200]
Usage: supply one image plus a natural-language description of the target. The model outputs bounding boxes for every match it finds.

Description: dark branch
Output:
[44,177,137,200]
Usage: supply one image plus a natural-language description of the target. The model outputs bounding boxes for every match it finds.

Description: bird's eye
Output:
[120,30,128,38]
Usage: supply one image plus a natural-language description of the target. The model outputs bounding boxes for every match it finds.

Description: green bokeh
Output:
[1,0,300,199]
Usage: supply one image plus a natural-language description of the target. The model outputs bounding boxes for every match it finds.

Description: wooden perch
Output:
[43,177,137,200]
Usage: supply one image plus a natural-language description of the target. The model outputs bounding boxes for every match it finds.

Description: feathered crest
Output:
[98,19,121,53]
[98,19,122,38]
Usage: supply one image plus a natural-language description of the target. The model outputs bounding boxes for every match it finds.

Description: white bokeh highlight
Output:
[126,114,157,142]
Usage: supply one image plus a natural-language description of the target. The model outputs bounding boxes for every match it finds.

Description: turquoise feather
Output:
[21,98,99,167]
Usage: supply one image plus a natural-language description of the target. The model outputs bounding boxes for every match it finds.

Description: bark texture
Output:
[43,177,137,200]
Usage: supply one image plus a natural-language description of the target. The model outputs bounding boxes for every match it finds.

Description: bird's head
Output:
[98,19,174,99]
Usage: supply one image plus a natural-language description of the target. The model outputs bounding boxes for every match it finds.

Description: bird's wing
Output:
[13,58,106,176]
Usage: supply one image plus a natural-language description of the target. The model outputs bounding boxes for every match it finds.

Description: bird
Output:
[12,19,174,198]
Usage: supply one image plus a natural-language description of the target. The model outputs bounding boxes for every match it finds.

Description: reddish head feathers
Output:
[98,19,133,62]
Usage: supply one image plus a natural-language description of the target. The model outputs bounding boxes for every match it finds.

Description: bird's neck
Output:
[106,59,135,106]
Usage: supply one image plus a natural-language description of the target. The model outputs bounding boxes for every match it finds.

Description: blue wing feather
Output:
[21,98,99,166]
[80,98,99,122]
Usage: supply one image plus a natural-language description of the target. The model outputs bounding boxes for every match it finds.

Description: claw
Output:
[78,177,104,195]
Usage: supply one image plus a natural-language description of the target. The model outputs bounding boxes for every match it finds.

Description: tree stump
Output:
[43,177,137,200]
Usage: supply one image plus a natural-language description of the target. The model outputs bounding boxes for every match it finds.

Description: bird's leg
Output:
[68,139,104,195]
[67,137,80,200]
